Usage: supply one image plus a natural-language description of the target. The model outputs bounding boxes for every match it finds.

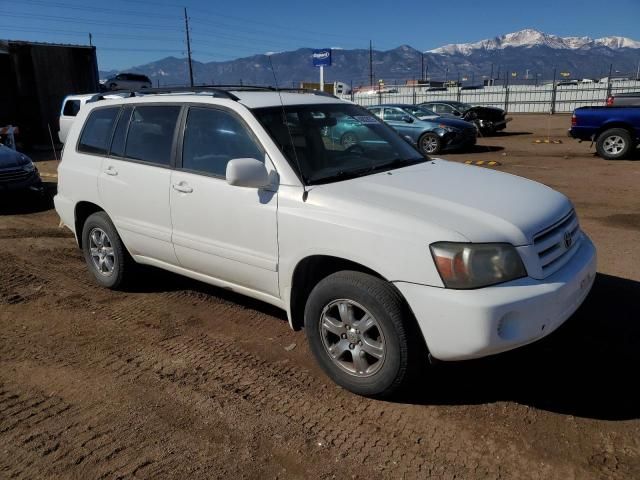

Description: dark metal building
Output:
[0,40,99,145]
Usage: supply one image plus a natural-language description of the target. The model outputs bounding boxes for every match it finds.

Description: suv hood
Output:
[313,159,571,246]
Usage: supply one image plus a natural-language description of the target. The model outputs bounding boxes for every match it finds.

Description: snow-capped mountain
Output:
[429,29,640,55]
[99,29,640,87]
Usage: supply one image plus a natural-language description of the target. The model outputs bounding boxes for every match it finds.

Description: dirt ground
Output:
[1,114,639,479]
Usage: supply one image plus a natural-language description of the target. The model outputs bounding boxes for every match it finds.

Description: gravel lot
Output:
[1,114,639,479]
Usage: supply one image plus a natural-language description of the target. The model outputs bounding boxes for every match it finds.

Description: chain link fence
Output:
[340,80,640,113]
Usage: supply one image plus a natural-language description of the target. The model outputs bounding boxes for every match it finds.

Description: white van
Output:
[54,87,596,397]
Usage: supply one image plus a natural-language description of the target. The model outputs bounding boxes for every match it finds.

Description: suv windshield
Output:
[253,104,426,185]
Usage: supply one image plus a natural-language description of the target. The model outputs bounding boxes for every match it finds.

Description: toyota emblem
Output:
[564,231,573,249]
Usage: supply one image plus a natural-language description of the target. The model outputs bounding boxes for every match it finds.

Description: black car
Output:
[420,100,511,135]
[0,145,43,194]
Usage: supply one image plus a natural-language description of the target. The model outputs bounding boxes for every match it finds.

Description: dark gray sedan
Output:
[0,144,43,194]
[367,104,477,154]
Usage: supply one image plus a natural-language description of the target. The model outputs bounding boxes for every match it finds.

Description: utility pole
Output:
[369,40,373,88]
[184,7,194,87]
[636,59,640,80]
[421,53,424,82]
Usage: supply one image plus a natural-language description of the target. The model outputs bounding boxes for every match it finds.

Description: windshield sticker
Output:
[353,115,379,124]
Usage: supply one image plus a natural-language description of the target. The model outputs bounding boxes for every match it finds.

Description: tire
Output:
[596,128,633,160]
[304,271,423,398]
[81,211,133,289]
[418,132,442,155]
[109,83,118,91]
[340,132,359,149]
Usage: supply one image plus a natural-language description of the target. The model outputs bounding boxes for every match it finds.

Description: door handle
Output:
[172,182,193,193]
[105,166,118,176]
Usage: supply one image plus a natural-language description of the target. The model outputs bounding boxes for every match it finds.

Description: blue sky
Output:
[3,0,639,71]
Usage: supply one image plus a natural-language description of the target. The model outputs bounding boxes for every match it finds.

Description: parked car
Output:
[420,100,511,135]
[59,93,124,143]
[55,87,596,398]
[569,106,640,160]
[0,144,43,194]
[366,104,476,154]
[102,73,152,91]
[59,94,94,143]
[606,92,640,107]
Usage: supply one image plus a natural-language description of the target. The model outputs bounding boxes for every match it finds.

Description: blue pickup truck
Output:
[569,106,640,160]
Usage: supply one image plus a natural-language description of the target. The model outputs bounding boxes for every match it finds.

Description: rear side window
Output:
[63,100,81,117]
[77,107,119,155]
[182,107,264,177]
[124,105,181,166]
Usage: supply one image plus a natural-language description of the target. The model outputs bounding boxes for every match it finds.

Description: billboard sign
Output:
[312,49,332,67]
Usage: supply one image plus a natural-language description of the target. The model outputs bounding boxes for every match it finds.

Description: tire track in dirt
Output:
[0,253,50,305]
[2,216,638,479]
[0,380,214,480]
[1,296,569,480]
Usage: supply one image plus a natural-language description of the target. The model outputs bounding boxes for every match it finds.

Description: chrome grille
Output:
[533,210,581,277]
[0,168,31,184]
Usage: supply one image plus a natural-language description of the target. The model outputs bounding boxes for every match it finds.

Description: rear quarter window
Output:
[77,107,120,155]
[63,100,81,117]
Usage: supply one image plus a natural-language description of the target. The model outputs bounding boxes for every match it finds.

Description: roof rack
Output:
[87,86,240,103]
[86,85,338,104]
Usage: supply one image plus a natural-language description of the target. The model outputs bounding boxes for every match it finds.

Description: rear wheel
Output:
[596,128,633,160]
[418,132,442,154]
[304,271,423,398]
[81,212,133,289]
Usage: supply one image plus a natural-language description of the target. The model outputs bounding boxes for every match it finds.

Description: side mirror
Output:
[402,115,414,123]
[226,158,270,188]
[453,110,461,116]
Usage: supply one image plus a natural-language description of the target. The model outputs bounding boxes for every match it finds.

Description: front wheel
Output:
[418,132,442,155]
[304,271,422,397]
[596,128,633,160]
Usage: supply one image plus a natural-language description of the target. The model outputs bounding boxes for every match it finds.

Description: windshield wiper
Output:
[308,158,426,185]
[308,167,374,185]
[365,157,426,174]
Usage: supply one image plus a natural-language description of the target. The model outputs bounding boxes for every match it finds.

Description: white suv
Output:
[54,87,597,397]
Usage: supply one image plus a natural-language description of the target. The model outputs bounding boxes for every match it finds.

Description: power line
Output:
[0,25,183,42]
[24,0,365,43]
[3,12,183,30]
[16,0,176,20]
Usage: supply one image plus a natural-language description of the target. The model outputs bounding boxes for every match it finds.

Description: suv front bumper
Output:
[394,235,597,361]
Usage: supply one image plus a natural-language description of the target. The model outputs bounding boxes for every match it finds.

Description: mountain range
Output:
[99,29,640,87]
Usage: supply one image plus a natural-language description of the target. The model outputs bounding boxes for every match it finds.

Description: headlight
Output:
[430,242,526,289]
[22,159,36,172]
[438,124,458,133]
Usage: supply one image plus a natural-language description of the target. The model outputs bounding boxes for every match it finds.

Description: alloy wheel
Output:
[603,135,626,155]
[88,227,116,276]
[319,299,386,377]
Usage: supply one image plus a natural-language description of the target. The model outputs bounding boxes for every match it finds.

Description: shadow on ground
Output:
[127,264,639,421]
[402,273,640,421]
[0,182,56,215]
